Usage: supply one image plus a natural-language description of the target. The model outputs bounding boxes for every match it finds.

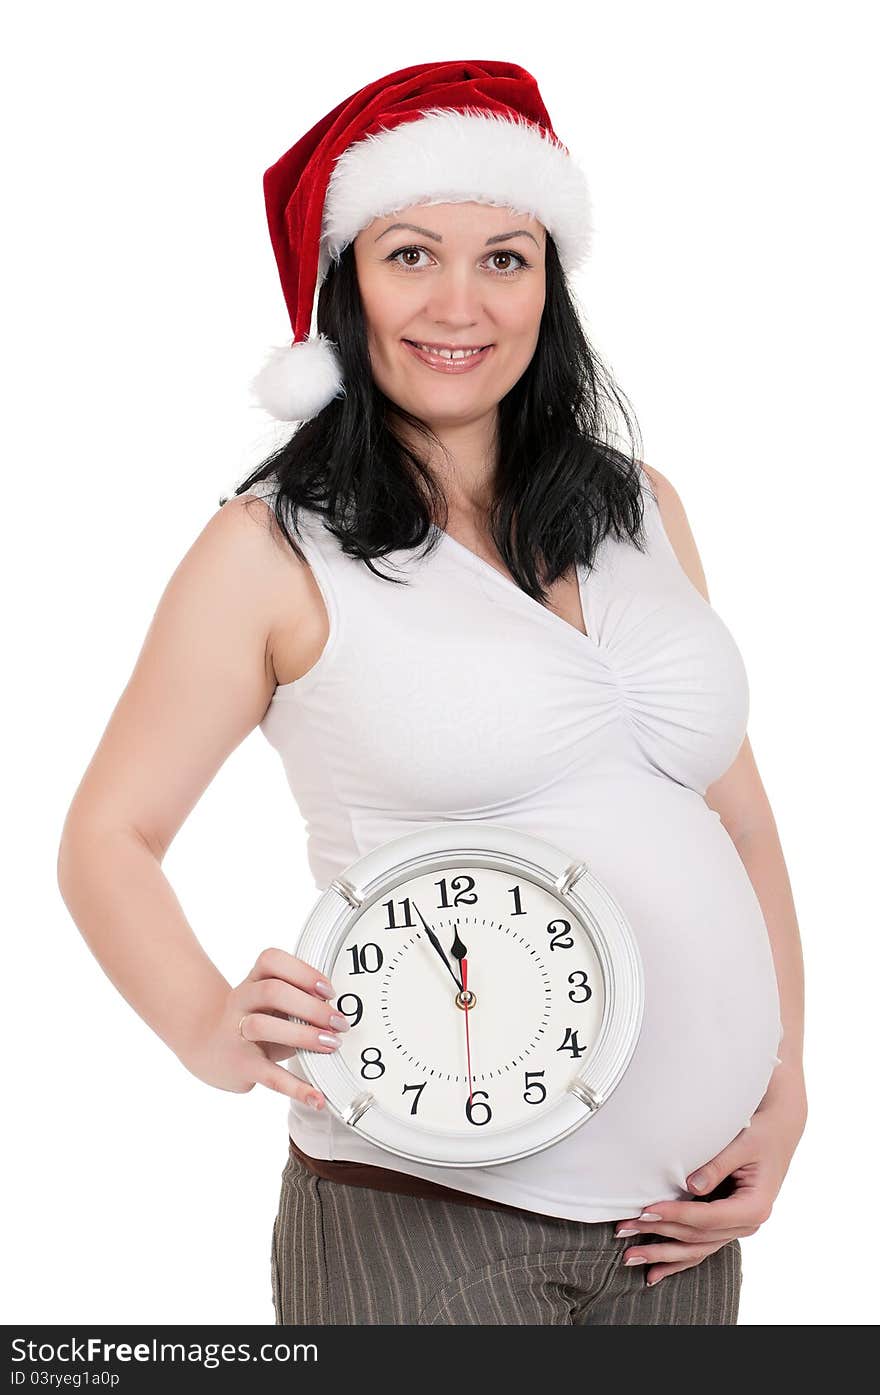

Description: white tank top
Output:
[242,467,783,1222]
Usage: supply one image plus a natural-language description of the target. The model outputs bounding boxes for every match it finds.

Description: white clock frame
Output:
[289,822,645,1168]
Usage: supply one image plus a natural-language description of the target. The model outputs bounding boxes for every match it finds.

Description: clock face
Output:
[326,863,607,1138]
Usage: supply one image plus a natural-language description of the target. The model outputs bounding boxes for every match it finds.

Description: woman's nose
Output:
[424,269,485,322]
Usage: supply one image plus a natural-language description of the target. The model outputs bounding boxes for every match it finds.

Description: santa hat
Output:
[251,59,593,422]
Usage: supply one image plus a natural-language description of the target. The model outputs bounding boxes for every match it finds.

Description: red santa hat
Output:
[250,59,593,422]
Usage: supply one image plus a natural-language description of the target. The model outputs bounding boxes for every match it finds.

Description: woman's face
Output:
[353,201,547,430]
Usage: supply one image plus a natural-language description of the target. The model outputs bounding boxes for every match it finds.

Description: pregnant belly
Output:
[515,778,785,1208]
[287,779,784,1219]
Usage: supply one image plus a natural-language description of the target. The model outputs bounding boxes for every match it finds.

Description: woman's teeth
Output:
[408,342,487,360]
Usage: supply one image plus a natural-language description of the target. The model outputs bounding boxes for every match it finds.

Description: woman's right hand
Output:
[179,948,350,1111]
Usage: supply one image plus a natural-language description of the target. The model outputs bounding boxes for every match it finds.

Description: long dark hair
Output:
[225,232,649,603]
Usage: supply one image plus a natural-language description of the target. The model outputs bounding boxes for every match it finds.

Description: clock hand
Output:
[449,924,468,991]
[461,954,474,1107]
[411,904,462,991]
[414,909,475,1105]
[449,923,475,1103]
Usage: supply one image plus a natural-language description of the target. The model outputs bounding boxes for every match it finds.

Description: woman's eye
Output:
[387,246,529,278]
[390,246,431,271]
[486,251,528,276]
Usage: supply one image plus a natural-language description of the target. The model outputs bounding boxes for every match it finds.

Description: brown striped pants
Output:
[271,1149,743,1325]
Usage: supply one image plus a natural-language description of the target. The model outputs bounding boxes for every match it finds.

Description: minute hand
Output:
[412,905,463,990]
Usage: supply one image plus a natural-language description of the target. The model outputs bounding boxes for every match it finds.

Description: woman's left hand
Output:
[615,1069,808,1287]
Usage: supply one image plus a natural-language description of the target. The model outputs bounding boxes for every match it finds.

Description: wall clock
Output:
[289,822,644,1167]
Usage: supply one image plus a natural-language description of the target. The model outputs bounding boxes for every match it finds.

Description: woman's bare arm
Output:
[56,494,345,1103]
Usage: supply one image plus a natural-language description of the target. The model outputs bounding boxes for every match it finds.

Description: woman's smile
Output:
[402,339,495,373]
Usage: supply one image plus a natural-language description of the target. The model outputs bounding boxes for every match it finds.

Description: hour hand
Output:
[412,904,462,990]
[450,924,468,980]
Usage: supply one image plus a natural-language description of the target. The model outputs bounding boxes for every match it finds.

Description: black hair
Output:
[224,231,650,604]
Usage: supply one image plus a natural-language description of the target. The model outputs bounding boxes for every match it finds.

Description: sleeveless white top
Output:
[242,468,783,1222]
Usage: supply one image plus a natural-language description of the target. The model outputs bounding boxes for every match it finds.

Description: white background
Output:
[3,0,876,1326]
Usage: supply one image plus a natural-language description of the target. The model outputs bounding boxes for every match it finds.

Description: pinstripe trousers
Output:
[270,1149,743,1325]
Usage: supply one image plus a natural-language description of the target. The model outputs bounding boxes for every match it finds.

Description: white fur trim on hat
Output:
[249,334,344,422]
[319,107,592,284]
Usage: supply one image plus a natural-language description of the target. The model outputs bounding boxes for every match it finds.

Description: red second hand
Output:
[462,957,474,1107]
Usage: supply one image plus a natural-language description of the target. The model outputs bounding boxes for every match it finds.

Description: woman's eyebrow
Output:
[374,221,540,248]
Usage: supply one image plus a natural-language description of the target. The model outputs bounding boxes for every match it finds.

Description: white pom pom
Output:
[250,334,344,422]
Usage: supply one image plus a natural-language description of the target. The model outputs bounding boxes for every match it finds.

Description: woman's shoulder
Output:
[220,482,331,689]
[640,461,660,491]
[220,482,321,588]
[638,459,667,501]
[233,474,325,543]
[637,461,711,604]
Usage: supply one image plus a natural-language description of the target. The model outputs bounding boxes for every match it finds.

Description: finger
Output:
[241,977,350,1035]
[646,1258,712,1286]
[239,1010,346,1056]
[622,1240,720,1272]
[616,1216,742,1244]
[624,1198,765,1236]
[247,946,335,999]
[254,1056,328,1110]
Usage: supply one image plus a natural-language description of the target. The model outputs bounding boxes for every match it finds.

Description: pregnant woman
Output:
[57,60,807,1325]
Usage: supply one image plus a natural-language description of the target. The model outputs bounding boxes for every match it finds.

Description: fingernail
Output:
[314,980,335,999]
[328,1013,351,1031]
[647,1277,664,1286]
[690,1172,708,1190]
[306,1093,324,1110]
[624,1255,647,1265]
[317,1033,341,1049]
[616,1228,640,1237]
[639,1211,662,1221]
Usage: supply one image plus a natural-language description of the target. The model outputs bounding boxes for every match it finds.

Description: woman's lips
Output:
[402,340,494,373]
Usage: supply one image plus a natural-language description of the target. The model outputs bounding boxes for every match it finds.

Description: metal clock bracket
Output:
[568,1079,603,1110]
[342,1091,375,1127]
[556,860,589,897]
[329,877,365,909]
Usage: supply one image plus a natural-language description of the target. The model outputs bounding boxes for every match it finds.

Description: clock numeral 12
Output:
[434,874,477,908]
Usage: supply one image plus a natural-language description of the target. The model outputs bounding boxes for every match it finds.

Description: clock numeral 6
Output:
[546,918,574,951]
[347,942,383,975]
[523,1070,546,1105]
[567,970,592,1004]
[465,1090,492,1126]
[334,992,363,1027]
[360,1047,386,1079]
